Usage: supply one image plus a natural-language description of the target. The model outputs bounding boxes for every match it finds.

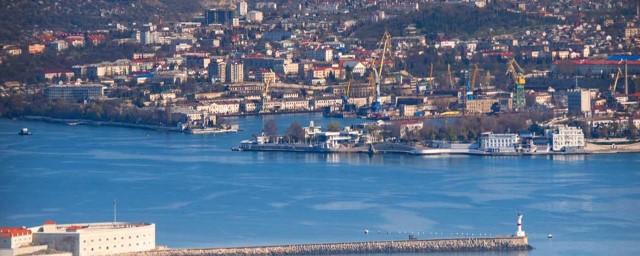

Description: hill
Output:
[352,4,557,43]
[0,0,211,43]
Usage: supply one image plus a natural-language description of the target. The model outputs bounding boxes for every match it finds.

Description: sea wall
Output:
[129,237,531,256]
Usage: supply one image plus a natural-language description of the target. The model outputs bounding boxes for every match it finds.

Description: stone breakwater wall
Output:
[130,237,531,256]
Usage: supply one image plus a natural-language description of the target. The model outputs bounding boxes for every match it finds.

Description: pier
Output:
[130,237,531,256]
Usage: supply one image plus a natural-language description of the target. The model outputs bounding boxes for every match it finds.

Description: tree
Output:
[286,122,305,143]
[327,121,342,132]
[263,119,278,136]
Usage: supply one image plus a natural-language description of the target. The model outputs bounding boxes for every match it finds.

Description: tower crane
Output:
[370,32,392,112]
[506,59,526,110]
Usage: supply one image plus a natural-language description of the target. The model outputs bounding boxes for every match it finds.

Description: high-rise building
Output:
[237,1,248,16]
[140,23,158,45]
[205,8,235,25]
[567,88,590,115]
[209,60,226,83]
[226,61,244,84]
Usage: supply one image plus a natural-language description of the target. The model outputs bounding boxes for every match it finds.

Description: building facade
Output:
[226,61,244,84]
[205,8,235,25]
[44,84,104,101]
[567,88,590,115]
[32,221,155,256]
[479,132,520,152]
[550,125,585,152]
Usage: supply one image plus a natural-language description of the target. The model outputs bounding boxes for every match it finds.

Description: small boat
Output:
[18,128,32,136]
[547,233,553,239]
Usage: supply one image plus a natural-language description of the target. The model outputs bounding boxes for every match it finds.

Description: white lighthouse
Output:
[516,213,526,237]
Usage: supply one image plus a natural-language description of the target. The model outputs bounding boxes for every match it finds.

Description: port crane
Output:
[369,32,392,112]
[342,79,356,111]
[506,59,526,110]
[465,64,479,101]
[606,67,623,107]
[260,71,275,112]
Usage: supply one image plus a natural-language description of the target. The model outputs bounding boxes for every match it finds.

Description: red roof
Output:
[44,220,56,225]
[0,227,32,238]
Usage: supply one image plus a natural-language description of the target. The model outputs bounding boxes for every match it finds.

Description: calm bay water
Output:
[1,114,639,255]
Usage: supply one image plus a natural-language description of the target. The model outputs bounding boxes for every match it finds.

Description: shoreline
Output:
[20,116,181,132]
[15,116,236,135]
[235,142,640,156]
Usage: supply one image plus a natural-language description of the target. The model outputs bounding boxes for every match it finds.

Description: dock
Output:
[129,236,531,256]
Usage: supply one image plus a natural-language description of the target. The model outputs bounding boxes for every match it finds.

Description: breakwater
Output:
[131,237,531,256]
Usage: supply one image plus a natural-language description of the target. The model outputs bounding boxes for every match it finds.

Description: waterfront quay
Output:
[130,237,531,256]
[235,120,640,156]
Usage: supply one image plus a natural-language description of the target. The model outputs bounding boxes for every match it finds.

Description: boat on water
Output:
[18,128,32,136]
[184,124,240,135]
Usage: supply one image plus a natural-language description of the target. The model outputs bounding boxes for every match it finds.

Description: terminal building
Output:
[0,220,155,256]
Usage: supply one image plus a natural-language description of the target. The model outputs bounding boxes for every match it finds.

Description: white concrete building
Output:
[550,125,585,152]
[479,132,520,152]
[31,221,155,256]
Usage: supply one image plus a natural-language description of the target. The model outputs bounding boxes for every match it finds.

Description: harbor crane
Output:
[506,59,526,110]
[369,31,392,112]
[606,67,623,107]
[260,71,275,112]
[466,64,479,101]
[342,79,356,111]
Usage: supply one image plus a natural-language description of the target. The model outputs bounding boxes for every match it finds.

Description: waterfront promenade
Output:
[129,237,531,256]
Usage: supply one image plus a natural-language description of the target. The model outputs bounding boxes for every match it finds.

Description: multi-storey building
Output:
[208,60,226,83]
[226,61,244,84]
[44,84,104,101]
[567,88,590,115]
[549,125,585,152]
[205,8,234,25]
[32,221,155,256]
[479,132,520,153]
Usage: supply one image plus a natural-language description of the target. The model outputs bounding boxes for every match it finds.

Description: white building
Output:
[550,125,585,152]
[479,132,520,152]
[0,227,51,256]
[237,1,248,16]
[247,11,264,23]
[31,221,155,256]
[1,220,155,256]
[226,61,244,84]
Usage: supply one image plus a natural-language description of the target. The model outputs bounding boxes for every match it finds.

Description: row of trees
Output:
[261,120,343,143]
[0,94,176,127]
[394,112,554,143]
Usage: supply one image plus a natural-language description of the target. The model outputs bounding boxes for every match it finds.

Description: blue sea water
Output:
[1,114,639,255]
